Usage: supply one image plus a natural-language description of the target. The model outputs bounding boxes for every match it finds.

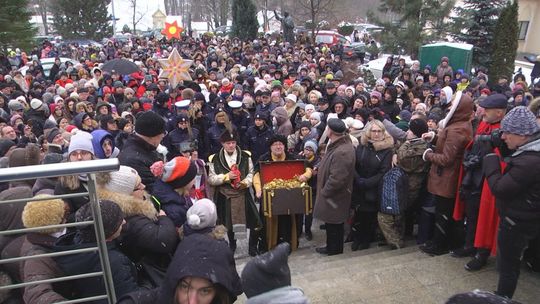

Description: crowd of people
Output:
[0,32,539,303]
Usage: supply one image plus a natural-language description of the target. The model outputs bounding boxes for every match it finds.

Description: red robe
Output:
[453,120,505,255]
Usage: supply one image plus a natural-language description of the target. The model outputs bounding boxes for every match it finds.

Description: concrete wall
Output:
[518,0,540,55]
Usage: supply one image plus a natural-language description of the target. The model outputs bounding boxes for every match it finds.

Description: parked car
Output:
[214,25,232,37]
[60,39,103,49]
[313,30,350,46]
[18,57,77,77]
[343,42,367,60]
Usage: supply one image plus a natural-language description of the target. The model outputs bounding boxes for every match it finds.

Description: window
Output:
[518,21,529,40]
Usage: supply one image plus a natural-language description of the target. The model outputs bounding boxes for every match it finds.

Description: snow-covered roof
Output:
[423,42,473,50]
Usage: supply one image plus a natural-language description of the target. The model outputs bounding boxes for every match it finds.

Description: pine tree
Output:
[51,0,113,41]
[231,0,258,40]
[369,0,454,59]
[0,0,36,52]
[451,0,506,69]
[489,1,518,83]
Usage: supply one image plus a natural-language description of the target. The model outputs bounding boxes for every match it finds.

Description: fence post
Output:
[87,173,117,304]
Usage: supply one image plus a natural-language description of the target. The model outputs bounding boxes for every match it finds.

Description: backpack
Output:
[379,167,409,215]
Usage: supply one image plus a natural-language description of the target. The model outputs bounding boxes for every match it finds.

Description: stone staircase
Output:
[233,220,540,303]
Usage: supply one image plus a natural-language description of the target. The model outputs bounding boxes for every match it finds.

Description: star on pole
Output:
[161,21,183,40]
[158,48,193,89]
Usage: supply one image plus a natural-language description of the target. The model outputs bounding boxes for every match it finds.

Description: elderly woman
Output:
[350,120,394,251]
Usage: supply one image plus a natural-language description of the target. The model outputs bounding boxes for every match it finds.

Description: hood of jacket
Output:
[514,133,540,156]
[246,286,309,304]
[53,232,100,276]
[72,112,89,130]
[360,130,394,151]
[96,186,158,221]
[91,129,115,159]
[272,107,289,126]
[439,92,473,129]
[158,234,242,303]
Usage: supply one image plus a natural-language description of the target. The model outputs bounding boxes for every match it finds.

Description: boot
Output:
[465,251,489,271]
[248,230,260,257]
[419,242,447,256]
[451,247,476,258]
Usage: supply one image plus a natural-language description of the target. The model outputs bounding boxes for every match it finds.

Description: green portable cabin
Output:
[419,42,473,74]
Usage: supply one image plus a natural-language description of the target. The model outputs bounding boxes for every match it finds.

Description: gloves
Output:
[422,148,433,161]
[482,153,501,177]
[355,173,367,188]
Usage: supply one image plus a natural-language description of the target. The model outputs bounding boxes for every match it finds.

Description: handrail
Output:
[0,159,120,303]
[0,158,119,182]
[0,247,99,265]
[0,221,94,236]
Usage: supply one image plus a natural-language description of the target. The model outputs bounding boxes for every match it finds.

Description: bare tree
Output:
[31,0,50,35]
[128,0,148,33]
[295,0,334,43]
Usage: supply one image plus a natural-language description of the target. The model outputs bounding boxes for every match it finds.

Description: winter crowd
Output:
[0,33,539,304]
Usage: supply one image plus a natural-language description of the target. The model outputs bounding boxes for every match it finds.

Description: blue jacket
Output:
[150,180,191,227]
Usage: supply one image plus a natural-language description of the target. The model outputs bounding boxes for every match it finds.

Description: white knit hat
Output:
[30,98,43,110]
[186,199,218,230]
[103,166,140,195]
[68,132,94,156]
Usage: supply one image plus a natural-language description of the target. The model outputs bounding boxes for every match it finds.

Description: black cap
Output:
[327,118,347,134]
[479,93,508,109]
[260,90,271,96]
[176,113,189,123]
[219,130,239,143]
[326,82,336,89]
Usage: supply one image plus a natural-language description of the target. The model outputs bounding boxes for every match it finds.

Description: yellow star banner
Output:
[158,48,193,89]
[162,21,183,40]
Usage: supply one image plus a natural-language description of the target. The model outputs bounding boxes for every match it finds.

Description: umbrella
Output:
[101,58,140,75]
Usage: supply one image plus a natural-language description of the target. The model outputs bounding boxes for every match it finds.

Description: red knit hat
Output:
[152,157,197,189]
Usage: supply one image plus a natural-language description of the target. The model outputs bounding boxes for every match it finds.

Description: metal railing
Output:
[0,159,120,304]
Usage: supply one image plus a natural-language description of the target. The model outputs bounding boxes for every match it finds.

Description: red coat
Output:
[453,120,504,255]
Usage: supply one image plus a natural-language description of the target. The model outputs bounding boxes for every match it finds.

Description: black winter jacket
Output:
[246,125,274,163]
[484,135,540,221]
[118,134,161,193]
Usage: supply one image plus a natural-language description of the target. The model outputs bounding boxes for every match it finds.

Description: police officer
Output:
[246,112,274,164]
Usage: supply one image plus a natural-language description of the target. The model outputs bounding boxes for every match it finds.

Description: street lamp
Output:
[111,0,117,34]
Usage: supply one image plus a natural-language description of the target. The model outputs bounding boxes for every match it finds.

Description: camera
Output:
[476,129,504,148]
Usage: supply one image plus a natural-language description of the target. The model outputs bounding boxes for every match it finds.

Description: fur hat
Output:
[68,132,94,156]
[22,195,66,234]
[241,242,291,298]
[501,106,539,136]
[268,134,287,147]
[135,111,165,137]
[186,199,218,230]
[8,144,40,168]
[220,130,239,143]
[76,200,124,241]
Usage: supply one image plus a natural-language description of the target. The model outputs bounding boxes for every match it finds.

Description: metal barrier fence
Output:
[0,159,120,304]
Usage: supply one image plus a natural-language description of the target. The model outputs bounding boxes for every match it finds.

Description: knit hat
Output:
[76,200,124,241]
[155,157,197,189]
[135,111,165,137]
[241,242,291,298]
[101,166,140,196]
[8,100,24,111]
[501,106,540,136]
[186,199,218,230]
[68,132,95,156]
[398,110,412,122]
[370,90,382,100]
[9,144,40,168]
[47,127,62,144]
[409,118,428,138]
[285,94,297,103]
[310,112,322,122]
[30,98,43,110]
[327,118,347,134]
[22,195,66,234]
[303,139,318,154]
[305,104,315,112]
